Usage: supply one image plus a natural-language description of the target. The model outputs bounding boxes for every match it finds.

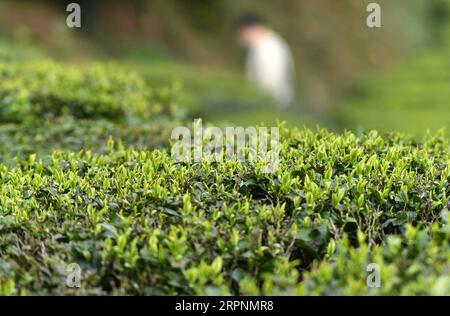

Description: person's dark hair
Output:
[237,12,264,29]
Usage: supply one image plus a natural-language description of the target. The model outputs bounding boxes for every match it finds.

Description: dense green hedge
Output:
[0,127,448,295]
[0,40,41,62]
[0,58,180,164]
[0,60,175,123]
[0,47,448,295]
[299,223,449,296]
[0,116,178,165]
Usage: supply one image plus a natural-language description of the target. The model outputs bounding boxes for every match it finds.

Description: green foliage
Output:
[0,39,41,62]
[337,7,450,137]
[0,127,449,295]
[0,44,447,296]
[0,57,180,165]
[299,223,450,295]
[0,60,173,124]
[0,116,177,165]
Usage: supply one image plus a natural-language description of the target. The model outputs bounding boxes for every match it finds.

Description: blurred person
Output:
[237,13,295,108]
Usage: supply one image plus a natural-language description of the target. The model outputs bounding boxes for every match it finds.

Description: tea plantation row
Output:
[0,128,449,295]
[0,51,448,295]
[0,58,181,164]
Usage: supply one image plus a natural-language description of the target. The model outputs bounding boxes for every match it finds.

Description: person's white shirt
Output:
[246,31,295,108]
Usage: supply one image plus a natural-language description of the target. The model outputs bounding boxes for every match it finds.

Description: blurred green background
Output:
[1,0,450,136]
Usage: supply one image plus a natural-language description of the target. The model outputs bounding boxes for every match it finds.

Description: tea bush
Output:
[0,40,41,62]
[0,127,449,295]
[0,116,178,165]
[0,46,447,295]
[297,223,450,296]
[0,60,174,124]
[0,57,180,164]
